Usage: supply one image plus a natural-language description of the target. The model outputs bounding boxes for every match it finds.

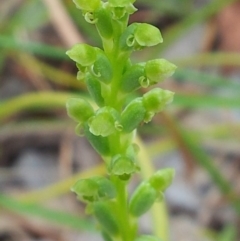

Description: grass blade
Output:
[161,112,240,214]
[0,35,67,60]
[0,194,94,231]
[175,68,240,90]
[174,94,240,108]
[176,52,240,67]
[0,92,75,122]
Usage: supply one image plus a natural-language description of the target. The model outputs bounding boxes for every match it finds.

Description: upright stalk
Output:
[66,1,177,241]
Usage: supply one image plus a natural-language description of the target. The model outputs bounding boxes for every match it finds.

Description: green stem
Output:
[136,136,170,241]
[111,176,136,241]
[104,27,138,238]
[108,132,121,155]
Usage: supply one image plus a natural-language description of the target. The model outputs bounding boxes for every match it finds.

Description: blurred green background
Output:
[0,0,240,241]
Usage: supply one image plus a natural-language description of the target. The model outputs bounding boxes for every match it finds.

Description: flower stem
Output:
[111,175,137,241]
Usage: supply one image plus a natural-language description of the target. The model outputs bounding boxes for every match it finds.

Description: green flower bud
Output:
[134,23,163,47]
[95,7,113,39]
[149,168,175,192]
[121,98,146,132]
[93,201,119,235]
[120,63,146,92]
[66,44,96,66]
[66,98,94,123]
[110,155,139,180]
[135,235,161,241]
[91,49,113,83]
[88,107,121,137]
[143,88,174,114]
[73,0,100,11]
[119,23,162,52]
[85,73,105,107]
[145,59,177,83]
[83,123,110,156]
[129,182,159,217]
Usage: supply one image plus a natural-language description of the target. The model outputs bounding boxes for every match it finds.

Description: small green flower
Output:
[119,23,138,51]
[108,0,137,19]
[120,63,146,92]
[88,113,115,137]
[66,98,94,123]
[96,176,117,199]
[110,154,139,180]
[95,7,113,39]
[93,201,119,235]
[121,98,146,132]
[129,181,159,217]
[143,88,174,121]
[145,59,177,83]
[149,168,175,192]
[90,49,113,83]
[71,178,99,202]
[120,23,163,51]
[83,123,110,156]
[88,107,121,137]
[67,45,112,83]
[85,73,105,107]
[71,176,116,202]
[66,44,97,66]
[134,23,163,47]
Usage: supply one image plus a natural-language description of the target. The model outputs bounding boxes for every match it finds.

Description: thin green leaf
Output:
[0,35,67,60]
[174,94,240,108]
[175,68,240,90]
[18,164,105,204]
[183,130,240,214]
[0,194,94,231]
[176,52,240,67]
[15,53,84,89]
[136,137,169,241]
[162,113,240,214]
[0,92,75,122]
